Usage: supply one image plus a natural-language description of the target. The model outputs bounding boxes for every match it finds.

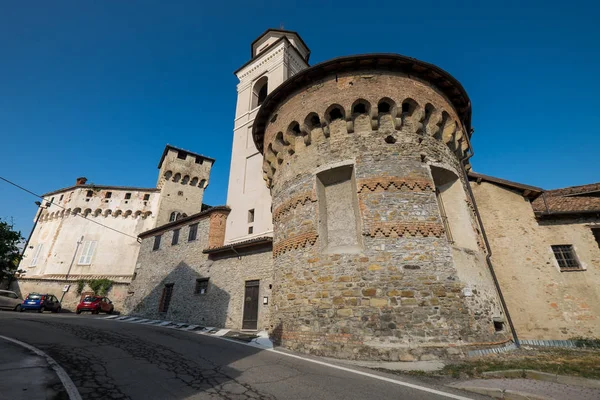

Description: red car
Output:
[76,296,114,314]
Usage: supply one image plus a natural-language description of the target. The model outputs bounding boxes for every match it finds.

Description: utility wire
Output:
[1,176,140,241]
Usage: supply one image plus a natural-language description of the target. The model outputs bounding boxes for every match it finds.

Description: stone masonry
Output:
[124,207,274,331]
[252,55,511,360]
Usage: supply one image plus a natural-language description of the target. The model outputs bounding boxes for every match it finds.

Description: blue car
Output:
[20,293,62,313]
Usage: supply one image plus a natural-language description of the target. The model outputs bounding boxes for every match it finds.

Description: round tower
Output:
[253,54,511,360]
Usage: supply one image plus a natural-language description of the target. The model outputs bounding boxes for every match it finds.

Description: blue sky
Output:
[1,0,598,236]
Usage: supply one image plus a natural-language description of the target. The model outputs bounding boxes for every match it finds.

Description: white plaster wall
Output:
[225,36,309,244]
[21,187,159,279]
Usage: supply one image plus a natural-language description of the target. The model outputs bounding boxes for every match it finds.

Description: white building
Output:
[17,145,214,308]
[224,29,311,243]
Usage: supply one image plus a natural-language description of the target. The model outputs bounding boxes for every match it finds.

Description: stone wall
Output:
[124,210,274,330]
[259,69,510,360]
[13,278,130,311]
[471,181,600,339]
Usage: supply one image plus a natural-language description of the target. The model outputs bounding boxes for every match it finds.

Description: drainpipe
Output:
[230,244,241,260]
[461,128,521,348]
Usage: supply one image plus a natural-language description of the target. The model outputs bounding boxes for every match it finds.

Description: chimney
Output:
[76,177,88,186]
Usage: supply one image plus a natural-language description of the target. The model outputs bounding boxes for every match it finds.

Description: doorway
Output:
[242,280,259,330]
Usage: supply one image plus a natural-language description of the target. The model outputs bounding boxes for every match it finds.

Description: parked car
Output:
[20,293,62,313]
[76,296,114,314]
[0,290,23,311]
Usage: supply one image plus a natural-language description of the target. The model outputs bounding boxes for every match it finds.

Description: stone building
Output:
[16,145,214,309]
[49,28,599,360]
[469,174,600,340]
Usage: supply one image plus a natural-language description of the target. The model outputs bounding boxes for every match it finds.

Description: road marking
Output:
[0,334,82,400]
[104,317,472,399]
[263,348,473,400]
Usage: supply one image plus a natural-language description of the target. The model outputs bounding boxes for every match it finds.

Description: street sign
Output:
[62,284,70,292]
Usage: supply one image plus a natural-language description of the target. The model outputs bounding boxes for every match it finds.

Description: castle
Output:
[18,29,600,361]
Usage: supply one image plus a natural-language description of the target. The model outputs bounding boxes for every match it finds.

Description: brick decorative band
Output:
[273,192,316,222]
[357,177,434,193]
[273,231,318,257]
[364,222,445,238]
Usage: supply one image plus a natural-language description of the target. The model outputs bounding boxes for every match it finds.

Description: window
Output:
[31,244,44,266]
[248,209,255,223]
[248,226,254,234]
[195,278,209,295]
[252,76,268,109]
[552,245,582,271]
[143,194,150,201]
[195,156,203,165]
[177,151,186,160]
[105,192,112,199]
[169,211,182,222]
[153,235,162,251]
[59,194,64,201]
[86,190,93,197]
[188,223,198,241]
[78,240,97,265]
[592,228,600,249]
[172,229,180,245]
[159,284,174,312]
[125,193,131,200]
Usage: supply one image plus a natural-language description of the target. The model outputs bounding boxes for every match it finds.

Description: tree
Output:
[0,219,25,288]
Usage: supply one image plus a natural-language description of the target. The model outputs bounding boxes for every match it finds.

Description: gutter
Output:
[461,128,521,348]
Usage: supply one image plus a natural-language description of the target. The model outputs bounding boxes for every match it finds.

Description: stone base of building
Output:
[271,328,513,361]
[13,277,131,311]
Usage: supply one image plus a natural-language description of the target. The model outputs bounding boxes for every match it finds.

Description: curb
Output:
[481,369,600,390]
[103,315,274,349]
[450,385,550,399]
[0,334,82,400]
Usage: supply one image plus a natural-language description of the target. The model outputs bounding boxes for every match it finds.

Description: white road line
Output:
[105,317,472,399]
[0,334,82,400]
[264,348,473,400]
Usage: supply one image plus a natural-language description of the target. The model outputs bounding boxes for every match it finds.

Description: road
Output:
[0,312,483,400]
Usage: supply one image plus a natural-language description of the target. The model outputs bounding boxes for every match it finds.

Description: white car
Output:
[0,290,23,311]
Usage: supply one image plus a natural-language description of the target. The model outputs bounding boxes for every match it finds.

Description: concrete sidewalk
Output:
[449,378,600,400]
[0,336,71,400]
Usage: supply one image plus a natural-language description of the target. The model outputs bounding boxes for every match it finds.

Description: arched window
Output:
[169,211,183,222]
[252,76,268,109]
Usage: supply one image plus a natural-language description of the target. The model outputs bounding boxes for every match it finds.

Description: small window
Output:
[159,284,174,312]
[125,193,131,200]
[78,240,97,265]
[551,245,581,271]
[248,209,255,223]
[248,226,254,234]
[195,278,209,295]
[177,151,186,160]
[50,197,55,203]
[195,156,203,165]
[592,228,600,249]
[169,212,182,222]
[153,235,162,251]
[143,194,150,201]
[188,223,198,241]
[59,194,64,201]
[31,244,44,267]
[105,192,112,199]
[172,229,180,245]
[86,190,93,197]
[328,107,344,121]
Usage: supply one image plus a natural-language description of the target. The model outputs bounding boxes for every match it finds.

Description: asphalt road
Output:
[0,312,484,400]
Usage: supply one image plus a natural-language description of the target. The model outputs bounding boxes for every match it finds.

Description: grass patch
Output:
[441,347,600,379]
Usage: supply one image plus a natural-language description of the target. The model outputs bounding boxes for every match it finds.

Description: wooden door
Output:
[242,280,260,330]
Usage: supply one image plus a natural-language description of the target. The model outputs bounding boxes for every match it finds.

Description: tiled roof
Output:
[532,183,600,216]
[203,236,273,254]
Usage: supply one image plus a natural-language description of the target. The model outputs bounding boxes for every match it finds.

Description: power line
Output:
[0,176,140,241]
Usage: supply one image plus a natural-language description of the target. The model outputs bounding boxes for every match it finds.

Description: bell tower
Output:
[224,29,311,243]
